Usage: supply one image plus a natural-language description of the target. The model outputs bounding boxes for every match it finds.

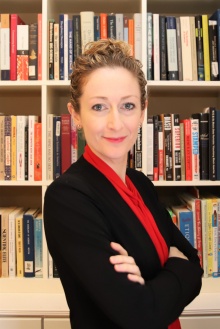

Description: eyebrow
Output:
[89,95,139,100]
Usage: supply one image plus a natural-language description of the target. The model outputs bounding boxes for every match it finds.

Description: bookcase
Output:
[0,0,220,328]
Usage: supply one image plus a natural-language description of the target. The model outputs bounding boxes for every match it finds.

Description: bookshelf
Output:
[0,0,220,328]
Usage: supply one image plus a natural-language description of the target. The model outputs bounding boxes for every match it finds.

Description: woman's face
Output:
[69,66,146,168]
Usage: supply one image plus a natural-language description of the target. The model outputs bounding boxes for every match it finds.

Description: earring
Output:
[77,124,82,130]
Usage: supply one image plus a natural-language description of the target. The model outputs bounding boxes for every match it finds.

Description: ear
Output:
[140,100,148,124]
[67,102,81,126]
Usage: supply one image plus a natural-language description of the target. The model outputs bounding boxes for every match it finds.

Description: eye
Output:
[122,102,135,110]
[92,104,105,111]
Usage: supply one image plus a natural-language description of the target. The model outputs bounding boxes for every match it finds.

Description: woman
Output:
[44,39,203,329]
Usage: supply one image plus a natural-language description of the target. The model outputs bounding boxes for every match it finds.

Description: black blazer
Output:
[44,156,203,329]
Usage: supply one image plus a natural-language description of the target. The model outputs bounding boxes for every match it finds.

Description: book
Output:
[216,109,220,180]
[171,203,194,247]
[161,114,173,181]
[180,118,192,181]
[70,116,78,164]
[0,14,10,80]
[158,120,164,180]
[4,115,12,180]
[47,114,54,180]
[0,115,5,180]
[107,14,116,39]
[37,13,42,80]
[171,113,181,181]
[59,15,64,80]
[153,115,159,180]
[135,125,142,171]
[146,116,154,180]
[115,13,124,41]
[28,115,39,181]
[49,19,55,80]
[202,15,211,81]
[10,14,25,80]
[166,16,179,80]
[210,9,220,80]
[147,13,153,80]
[53,115,61,179]
[68,18,73,77]
[34,212,43,278]
[17,25,29,80]
[34,122,42,181]
[28,22,38,80]
[63,14,69,80]
[128,18,134,56]
[16,115,28,181]
[100,13,108,40]
[208,20,219,81]
[123,16,129,43]
[180,16,193,81]
[15,212,24,277]
[23,208,40,277]
[176,17,183,81]
[72,15,82,60]
[190,117,200,181]
[134,13,142,61]
[205,107,216,180]
[80,11,94,51]
[159,15,168,80]
[54,23,60,80]
[61,113,71,174]
[153,13,160,80]
[8,207,24,277]
[179,121,185,181]
[94,15,100,41]
[189,16,198,81]
[11,115,16,180]
[195,15,205,80]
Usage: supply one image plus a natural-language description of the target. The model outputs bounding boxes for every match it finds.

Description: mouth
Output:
[103,136,126,143]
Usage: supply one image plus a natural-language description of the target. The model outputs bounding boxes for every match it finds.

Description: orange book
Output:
[38,13,42,80]
[100,13,108,39]
[180,119,192,181]
[34,122,42,181]
[128,18,134,56]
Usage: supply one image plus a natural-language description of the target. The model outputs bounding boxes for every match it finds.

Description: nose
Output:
[107,107,123,130]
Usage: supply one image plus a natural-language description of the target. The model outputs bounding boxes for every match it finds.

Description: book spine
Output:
[195,199,203,267]
[54,23,60,80]
[94,15,100,41]
[28,22,38,80]
[209,107,216,180]
[206,199,213,276]
[195,15,205,80]
[183,119,192,180]
[158,120,164,180]
[1,211,9,277]
[47,114,54,180]
[135,125,142,171]
[163,114,173,180]
[59,15,64,80]
[49,19,55,80]
[68,19,73,78]
[0,14,10,80]
[216,109,220,180]
[171,113,181,181]
[16,216,24,277]
[153,115,159,180]
[147,13,153,80]
[115,13,124,41]
[34,216,43,278]
[4,116,11,180]
[11,115,17,180]
[180,16,193,80]
[180,121,185,180]
[107,14,116,39]
[73,15,82,60]
[201,199,208,277]
[64,14,69,80]
[208,20,219,81]
[202,15,211,81]
[53,116,61,179]
[38,13,42,80]
[17,25,29,80]
[128,19,134,56]
[24,121,28,180]
[61,114,71,174]
[23,214,35,277]
[0,116,5,180]
[166,16,179,80]
[123,16,129,43]
[189,16,198,81]
[146,116,154,180]
[34,122,42,181]
[100,13,108,39]
[190,118,200,181]
[10,14,25,80]
[211,199,218,275]
[80,11,94,51]
[159,15,167,80]
[8,214,16,277]
[133,13,142,61]
[70,116,78,164]
[28,115,38,180]
[153,13,160,80]
[217,198,220,275]
[176,17,183,81]
[179,211,194,247]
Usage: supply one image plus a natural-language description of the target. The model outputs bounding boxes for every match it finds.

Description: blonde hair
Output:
[69,38,147,112]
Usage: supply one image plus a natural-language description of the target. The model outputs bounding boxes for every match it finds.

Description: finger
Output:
[110,242,128,256]
[109,255,135,265]
[114,263,141,276]
[127,274,145,285]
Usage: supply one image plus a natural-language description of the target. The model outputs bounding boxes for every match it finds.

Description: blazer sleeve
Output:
[44,177,203,329]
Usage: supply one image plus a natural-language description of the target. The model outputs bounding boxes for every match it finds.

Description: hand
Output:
[169,246,188,260]
[109,242,145,285]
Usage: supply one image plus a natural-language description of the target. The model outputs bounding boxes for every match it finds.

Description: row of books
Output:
[48,11,142,80]
[147,9,220,81]
[167,188,220,278]
[147,107,220,181]
[0,207,43,278]
[0,13,42,81]
[0,115,42,181]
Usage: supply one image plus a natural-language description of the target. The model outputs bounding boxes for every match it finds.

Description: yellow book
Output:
[11,115,17,180]
[206,197,213,276]
[202,15,211,81]
[16,213,24,277]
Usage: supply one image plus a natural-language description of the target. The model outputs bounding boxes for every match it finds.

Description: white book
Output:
[115,13,124,41]
[54,23,60,80]
[146,116,154,180]
[189,16,198,80]
[153,13,160,80]
[16,115,28,181]
[134,13,142,62]
[190,118,200,181]
[47,114,54,180]
[80,11,94,52]
[180,16,193,80]
[8,207,24,277]
[28,115,39,181]
[63,14,69,80]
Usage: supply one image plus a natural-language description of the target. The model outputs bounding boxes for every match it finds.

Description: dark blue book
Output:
[53,116,61,179]
[159,15,168,80]
[23,208,39,277]
[68,19,73,77]
[166,16,179,80]
[210,9,220,80]
[59,14,65,80]
[94,15,100,41]
[216,109,220,180]
[107,14,116,39]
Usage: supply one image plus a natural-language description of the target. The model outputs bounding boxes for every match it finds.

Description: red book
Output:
[34,122,42,181]
[128,18,134,56]
[10,14,25,80]
[181,118,192,180]
[100,13,108,39]
[61,114,71,173]
[17,25,29,80]
[38,13,42,80]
